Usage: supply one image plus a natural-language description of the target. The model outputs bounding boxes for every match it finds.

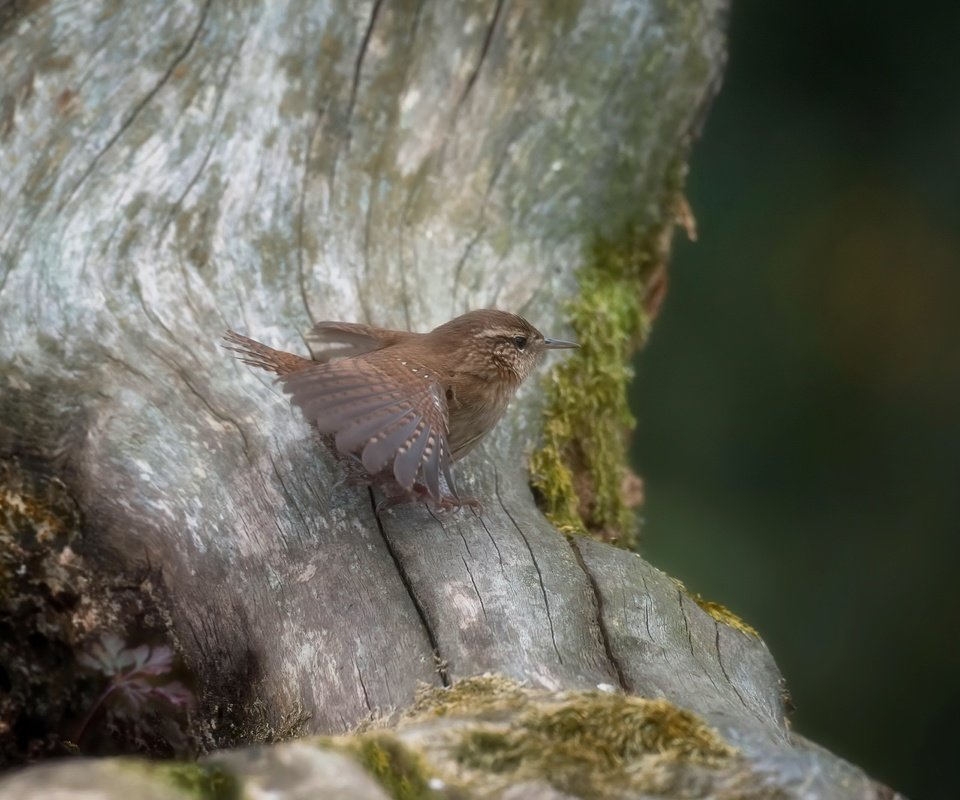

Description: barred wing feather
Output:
[280,359,458,501]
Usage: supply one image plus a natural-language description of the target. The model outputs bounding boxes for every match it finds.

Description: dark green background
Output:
[632,3,959,798]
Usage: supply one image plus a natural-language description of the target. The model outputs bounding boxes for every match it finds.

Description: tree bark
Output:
[0,1,899,797]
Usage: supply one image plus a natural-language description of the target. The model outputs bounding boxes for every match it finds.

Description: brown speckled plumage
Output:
[223,309,577,507]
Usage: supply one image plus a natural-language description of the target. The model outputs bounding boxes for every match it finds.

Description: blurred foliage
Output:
[631,2,960,799]
[76,633,193,749]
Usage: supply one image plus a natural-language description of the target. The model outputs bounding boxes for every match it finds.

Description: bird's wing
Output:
[306,321,414,363]
[280,356,457,501]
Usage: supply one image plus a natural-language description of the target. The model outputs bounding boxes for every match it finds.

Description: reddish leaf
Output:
[152,681,195,708]
[138,645,174,676]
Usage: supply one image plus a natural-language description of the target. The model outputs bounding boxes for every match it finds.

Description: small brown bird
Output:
[223,309,577,508]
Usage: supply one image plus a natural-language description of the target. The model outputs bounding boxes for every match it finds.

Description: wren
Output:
[223,309,577,508]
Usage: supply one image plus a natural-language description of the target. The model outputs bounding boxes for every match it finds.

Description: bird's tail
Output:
[222,330,314,376]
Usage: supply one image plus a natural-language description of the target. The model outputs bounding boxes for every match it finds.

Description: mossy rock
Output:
[382,676,769,799]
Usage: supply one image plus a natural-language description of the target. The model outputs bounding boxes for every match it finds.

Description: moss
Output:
[529,230,657,548]
[408,675,530,720]
[348,734,441,800]
[0,458,88,764]
[406,678,739,798]
[530,159,692,549]
[692,596,760,639]
[0,458,204,763]
[239,697,311,744]
[672,576,761,638]
[131,761,241,800]
[453,690,737,798]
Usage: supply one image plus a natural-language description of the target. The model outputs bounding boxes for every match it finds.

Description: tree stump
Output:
[0,0,900,797]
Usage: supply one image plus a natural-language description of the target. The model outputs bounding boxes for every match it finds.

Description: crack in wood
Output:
[160,25,248,243]
[0,6,151,274]
[447,135,514,313]
[450,226,484,315]
[677,589,728,702]
[458,0,506,109]
[461,555,488,622]
[268,451,312,536]
[568,537,628,692]
[295,9,342,334]
[677,588,696,659]
[456,526,473,559]
[714,621,749,710]
[330,0,385,188]
[516,533,562,664]
[131,273,192,355]
[355,658,373,712]
[434,0,512,182]
[101,351,151,382]
[346,0,385,137]
[368,487,450,687]
[638,571,655,641]
[302,463,335,512]
[145,342,254,462]
[492,465,563,664]
[60,0,214,212]
[179,371,252,461]
[475,512,505,571]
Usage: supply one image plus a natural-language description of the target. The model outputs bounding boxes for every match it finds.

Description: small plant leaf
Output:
[78,631,194,750]
[115,676,153,714]
[152,681,195,708]
[80,633,132,675]
[77,651,106,672]
[138,645,174,675]
[128,644,152,671]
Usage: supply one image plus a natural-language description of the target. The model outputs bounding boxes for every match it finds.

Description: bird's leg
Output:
[430,491,483,515]
[328,445,373,490]
[371,479,483,516]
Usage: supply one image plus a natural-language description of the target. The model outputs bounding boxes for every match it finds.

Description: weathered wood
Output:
[0,0,900,797]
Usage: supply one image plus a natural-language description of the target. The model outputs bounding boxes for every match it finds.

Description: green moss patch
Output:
[387,678,738,798]
[408,675,530,720]
[530,174,690,548]
[453,691,737,797]
[132,762,241,800]
[530,252,646,547]
[671,576,760,638]
[408,678,738,798]
[346,733,444,800]
[530,152,696,549]
[692,596,760,639]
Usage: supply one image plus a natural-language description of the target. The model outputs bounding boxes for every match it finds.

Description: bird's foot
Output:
[431,493,483,515]
[371,481,483,516]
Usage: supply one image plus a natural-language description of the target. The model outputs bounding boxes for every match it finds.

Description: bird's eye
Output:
[513,335,528,351]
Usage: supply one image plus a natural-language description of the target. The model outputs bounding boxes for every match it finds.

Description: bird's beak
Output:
[542,337,579,350]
